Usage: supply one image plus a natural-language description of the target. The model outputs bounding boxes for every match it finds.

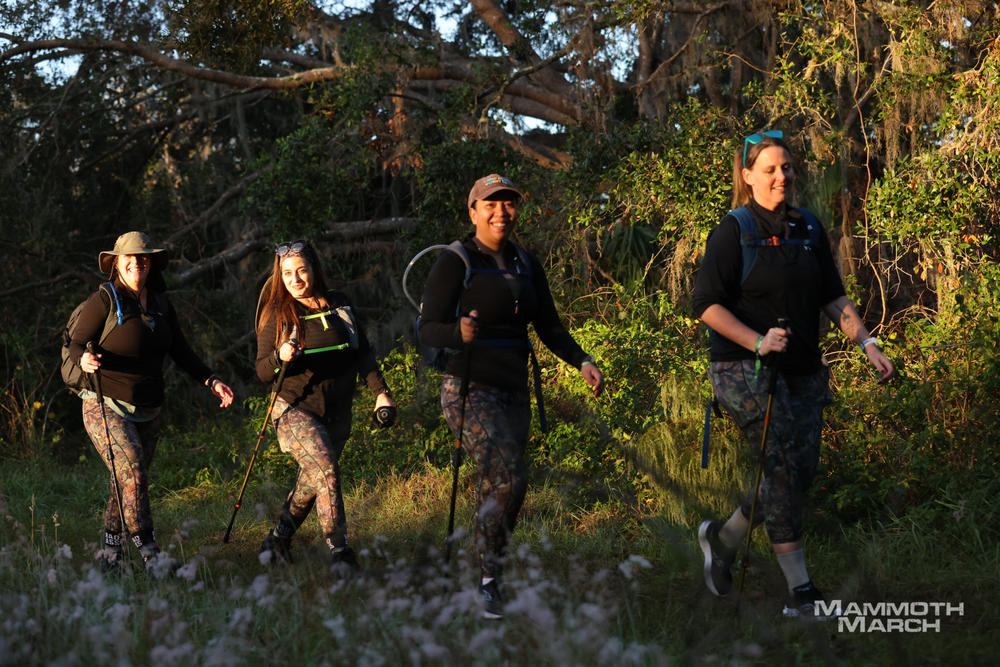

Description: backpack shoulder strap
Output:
[96,282,123,343]
[790,206,823,245]
[728,207,760,285]
[510,241,533,278]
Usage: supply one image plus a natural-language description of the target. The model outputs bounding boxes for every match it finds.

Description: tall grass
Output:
[1,455,996,666]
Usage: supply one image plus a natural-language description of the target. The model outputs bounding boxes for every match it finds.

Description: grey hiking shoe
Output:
[480,580,504,620]
[698,519,736,597]
[782,581,836,620]
[259,534,293,565]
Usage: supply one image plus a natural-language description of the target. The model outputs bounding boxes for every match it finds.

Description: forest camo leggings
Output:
[441,376,531,580]
[81,398,161,546]
[270,397,349,548]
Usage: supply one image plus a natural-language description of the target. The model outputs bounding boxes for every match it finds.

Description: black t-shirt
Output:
[255,290,387,422]
[418,236,589,393]
[68,280,213,407]
[692,200,846,375]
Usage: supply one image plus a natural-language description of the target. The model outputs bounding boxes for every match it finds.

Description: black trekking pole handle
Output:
[738,317,787,596]
[86,342,130,551]
[223,348,293,544]
[445,343,473,564]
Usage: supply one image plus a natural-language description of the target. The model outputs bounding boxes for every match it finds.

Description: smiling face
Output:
[469,194,519,251]
[116,254,151,291]
[742,145,794,211]
[280,255,315,301]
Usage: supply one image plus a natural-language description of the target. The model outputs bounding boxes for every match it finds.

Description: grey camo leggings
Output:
[441,377,530,580]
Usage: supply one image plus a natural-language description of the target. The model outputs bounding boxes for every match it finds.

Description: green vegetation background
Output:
[2,1,1000,663]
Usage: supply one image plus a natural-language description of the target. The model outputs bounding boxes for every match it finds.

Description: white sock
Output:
[481,576,494,587]
[776,549,810,592]
[718,508,750,550]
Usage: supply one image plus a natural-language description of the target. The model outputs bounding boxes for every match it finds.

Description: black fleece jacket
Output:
[68,279,213,407]
[692,200,845,375]
[255,290,388,422]
[418,236,589,393]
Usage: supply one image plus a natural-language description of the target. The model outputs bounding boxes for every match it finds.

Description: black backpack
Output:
[60,282,124,394]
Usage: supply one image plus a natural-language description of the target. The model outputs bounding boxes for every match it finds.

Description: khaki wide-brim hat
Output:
[98,231,168,275]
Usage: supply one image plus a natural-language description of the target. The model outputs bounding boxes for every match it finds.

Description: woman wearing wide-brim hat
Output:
[69,231,234,572]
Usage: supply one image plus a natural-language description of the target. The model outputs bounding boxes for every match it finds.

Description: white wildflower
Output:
[323,614,347,642]
[175,559,198,581]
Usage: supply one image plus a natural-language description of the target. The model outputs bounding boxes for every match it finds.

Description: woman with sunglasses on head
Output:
[693,131,894,617]
[255,240,394,570]
[70,231,235,572]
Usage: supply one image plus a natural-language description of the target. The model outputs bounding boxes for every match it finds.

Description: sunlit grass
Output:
[1,458,996,665]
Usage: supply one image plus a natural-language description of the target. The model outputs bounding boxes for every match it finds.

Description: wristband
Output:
[204,374,221,389]
[860,337,879,352]
[581,356,596,368]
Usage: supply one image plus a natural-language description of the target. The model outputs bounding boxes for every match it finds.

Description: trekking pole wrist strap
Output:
[754,336,764,356]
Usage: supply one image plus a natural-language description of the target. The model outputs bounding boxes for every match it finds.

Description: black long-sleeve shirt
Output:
[692,200,845,375]
[68,280,213,407]
[418,236,589,392]
[255,290,388,422]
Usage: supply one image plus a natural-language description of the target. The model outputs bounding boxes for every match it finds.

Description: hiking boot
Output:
[330,545,360,574]
[259,534,293,565]
[98,530,125,574]
[480,579,504,620]
[140,546,179,578]
[698,520,736,597]
[782,581,835,620]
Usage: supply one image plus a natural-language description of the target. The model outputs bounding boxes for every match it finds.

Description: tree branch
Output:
[172,239,267,286]
[1,38,350,89]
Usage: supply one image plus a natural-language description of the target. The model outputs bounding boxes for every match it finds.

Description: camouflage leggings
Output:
[81,399,161,545]
[271,397,350,548]
[441,377,531,580]
[709,360,831,544]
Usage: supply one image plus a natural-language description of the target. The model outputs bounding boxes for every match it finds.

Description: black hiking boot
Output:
[698,519,736,597]
[97,530,125,574]
[259,533,293,565]
[330,545,360,574]
[782,581,836,620]
[138,543,180,578]
[480,579,504,620]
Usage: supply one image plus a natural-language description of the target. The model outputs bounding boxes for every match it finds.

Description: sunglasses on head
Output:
[276,240,307,257]
[743,130,783,165]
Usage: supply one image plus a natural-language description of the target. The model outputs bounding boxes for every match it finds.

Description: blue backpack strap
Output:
[790,207,823,246]
[728,207,759,286]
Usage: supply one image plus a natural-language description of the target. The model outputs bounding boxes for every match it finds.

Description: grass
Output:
[1,452,997,666]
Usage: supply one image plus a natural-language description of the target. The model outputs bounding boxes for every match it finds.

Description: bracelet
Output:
[754,336,764,356]
[581,356,596,368]
[204,374,221,389]
[860,337,879,352]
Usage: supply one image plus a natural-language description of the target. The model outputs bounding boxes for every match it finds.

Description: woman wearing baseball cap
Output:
[419,174,605,618]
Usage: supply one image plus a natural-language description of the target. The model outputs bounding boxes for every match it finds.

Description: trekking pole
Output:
[445,344,473,563]
[223,333,296,543]
[86,342,129,551]
[738,317,787,595]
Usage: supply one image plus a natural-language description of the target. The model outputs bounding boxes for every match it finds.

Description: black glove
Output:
[372,405,397,429]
